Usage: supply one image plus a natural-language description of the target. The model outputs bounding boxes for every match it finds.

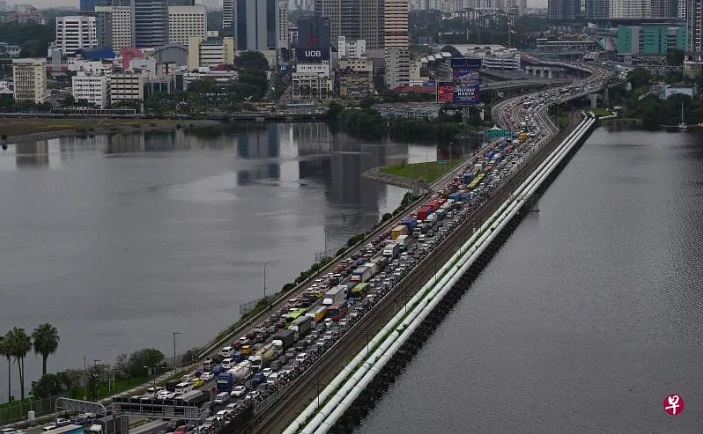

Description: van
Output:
[174,382,193,395]
[221,358,234,369]
[220,346,234,358]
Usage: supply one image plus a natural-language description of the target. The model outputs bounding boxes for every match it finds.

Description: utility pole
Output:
[172,332,182,376]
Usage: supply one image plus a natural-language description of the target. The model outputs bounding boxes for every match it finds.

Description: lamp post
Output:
[172,332,182,376]
[263,261,272,298]
[144,366,157,398]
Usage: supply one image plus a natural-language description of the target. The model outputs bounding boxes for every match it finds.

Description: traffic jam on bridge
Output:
[105,64,611,434]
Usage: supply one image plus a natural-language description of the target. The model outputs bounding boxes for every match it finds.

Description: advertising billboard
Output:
[437,82,454,103]
[295,47,330,62]
[450,58,481,105]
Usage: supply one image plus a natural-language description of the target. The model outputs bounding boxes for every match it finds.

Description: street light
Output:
[144,366,157,398]
[172,332,183,376]
[263,261,272,298]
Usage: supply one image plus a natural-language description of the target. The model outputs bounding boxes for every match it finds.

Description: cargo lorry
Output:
[289,315,312,339]
[383,243,400,259]
[396,234,410,249]
[323,285,348,305]
[391,225,408,240]
[270,329,296,350]
[249,343,279,370]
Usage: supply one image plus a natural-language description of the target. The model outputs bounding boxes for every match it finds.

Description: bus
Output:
[467,173,484,190]
[350,283,370,301]
[285,308,307,326]
[327,302,349,322]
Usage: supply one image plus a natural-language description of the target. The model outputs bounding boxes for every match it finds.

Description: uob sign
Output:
[296,47,330,61]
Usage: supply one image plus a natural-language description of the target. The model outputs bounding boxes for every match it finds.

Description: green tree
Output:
[0,333,12,401]
[31,373,65,398]
[666,49,685,66]
[627,68,652,90]
[32,323,60,377]
[237,51,269,71]
[126,348,165,376]
[5,327,32,400]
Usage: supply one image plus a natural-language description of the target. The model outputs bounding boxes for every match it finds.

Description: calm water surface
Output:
[0,123,447,397]
[357,127,703,433]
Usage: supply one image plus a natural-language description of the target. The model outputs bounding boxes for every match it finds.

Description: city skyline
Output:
[2,0,550,9]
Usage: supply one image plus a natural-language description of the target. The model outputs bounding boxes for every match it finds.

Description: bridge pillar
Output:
[602,87,609,106]
[589,94,597,109]
[548,68,553,80]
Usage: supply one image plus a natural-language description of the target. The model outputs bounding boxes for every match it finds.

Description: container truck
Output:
[216,371,236,392]
[289,315,312,339]
[363,261,380,275]
[323,285,348,305]
[391,225,408,240]
[382,243,400,259]
[463,172,474,184]
[417,206,433,221]
[396,234,409,249]
[270,329,296,350]
[350,266,373,283]
[401,216,417,231]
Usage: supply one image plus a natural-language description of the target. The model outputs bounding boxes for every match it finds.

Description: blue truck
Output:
[401,216,417,232]
[216,371,235,392]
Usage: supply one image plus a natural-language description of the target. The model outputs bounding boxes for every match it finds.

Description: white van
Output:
[174,382,193,395]
[221,358,234,369]
[220,346,234,358]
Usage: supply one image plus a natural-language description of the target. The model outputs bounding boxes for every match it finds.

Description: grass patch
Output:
[591,107,611,116]
[0,118,180,138]
[380,159,462,184]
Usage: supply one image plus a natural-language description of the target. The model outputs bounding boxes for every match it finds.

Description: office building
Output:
[0,1,7,12]
[223,0,234,31]
[72,73,109,108]
[168,5,207,46]
[679,0,686,18]
[585,0,610,20]
[314,0,384,49]
[56,16,98,55]
[12,58,47,104]
[80,0,110,12]
[338,36,366,58]
[276,0,289,62]
[384,0,408,48]
[298,13,331,50]
[547,0,580,21]
[384,46,409,89]
[187,36,236,70]
[134,0,169,48]
[110,71,146,105]
[236,0,276,51]
[95,6,134,50]
[617,24,686,55]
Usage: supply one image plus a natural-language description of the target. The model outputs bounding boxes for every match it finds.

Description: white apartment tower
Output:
[187,36,236,70]
[95,5,134,51]
[223,0,234,32]
[56,16,98,55]
[12,58,47,104]
[169,5,207,46]
[609,0,652,18]
[384,46,410,89]
[384,0,409,48]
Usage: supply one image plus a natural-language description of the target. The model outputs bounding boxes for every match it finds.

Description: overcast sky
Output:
[5,0,549,9]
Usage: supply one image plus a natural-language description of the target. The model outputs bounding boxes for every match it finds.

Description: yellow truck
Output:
[391,225,408,240]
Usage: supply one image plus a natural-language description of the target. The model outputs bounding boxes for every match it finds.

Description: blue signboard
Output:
[424,80,437,87]
[453,82,480,105]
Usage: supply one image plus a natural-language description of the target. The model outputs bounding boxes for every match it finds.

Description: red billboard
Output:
[437,82,454,103]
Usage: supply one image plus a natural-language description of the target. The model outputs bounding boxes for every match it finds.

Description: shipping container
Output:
[391,225,408,240]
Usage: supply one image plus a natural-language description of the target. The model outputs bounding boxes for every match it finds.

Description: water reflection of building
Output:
[236,124,280,185]
[15,141,49,168]
[296,123,332,181]
[105,133,146,154]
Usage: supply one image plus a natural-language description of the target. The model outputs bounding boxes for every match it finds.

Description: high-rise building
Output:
[276,0,290,62]
[384,0,408,48]
[687,0,702,52]
[297,13,331,49]
[12,58,47,104]
[72,73,109,108]
[314,0,384,49]
[236,0,276,51]
[80,0,108,12]
[609,0,652,18]
[168,5,207,46]
[134,0,169,48]
[56,16,98,55]
[0,1,7,12]
[585,0,609,20]
[384,46,409,89]
[547,0,580,21]
[223,0,234,32]
[95,5,134,50]
[678,0,687,18]
[617,24,686,55]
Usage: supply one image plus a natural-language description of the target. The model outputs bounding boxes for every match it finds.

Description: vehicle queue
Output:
[123,66,611,434]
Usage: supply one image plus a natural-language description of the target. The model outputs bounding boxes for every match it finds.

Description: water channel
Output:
[357,127,703,432]
[0,122,456,398]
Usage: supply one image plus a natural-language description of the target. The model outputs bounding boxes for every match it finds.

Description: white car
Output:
[200,372,214,381]
[214,392,230,405]
[230,385,247,398]
[262,368,273,378]
[181,374,194,382]
[156,390,176,400]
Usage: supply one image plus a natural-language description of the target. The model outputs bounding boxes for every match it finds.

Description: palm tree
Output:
[0,333,12,401]
[32,324,60,377]
[6,327,32,400]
